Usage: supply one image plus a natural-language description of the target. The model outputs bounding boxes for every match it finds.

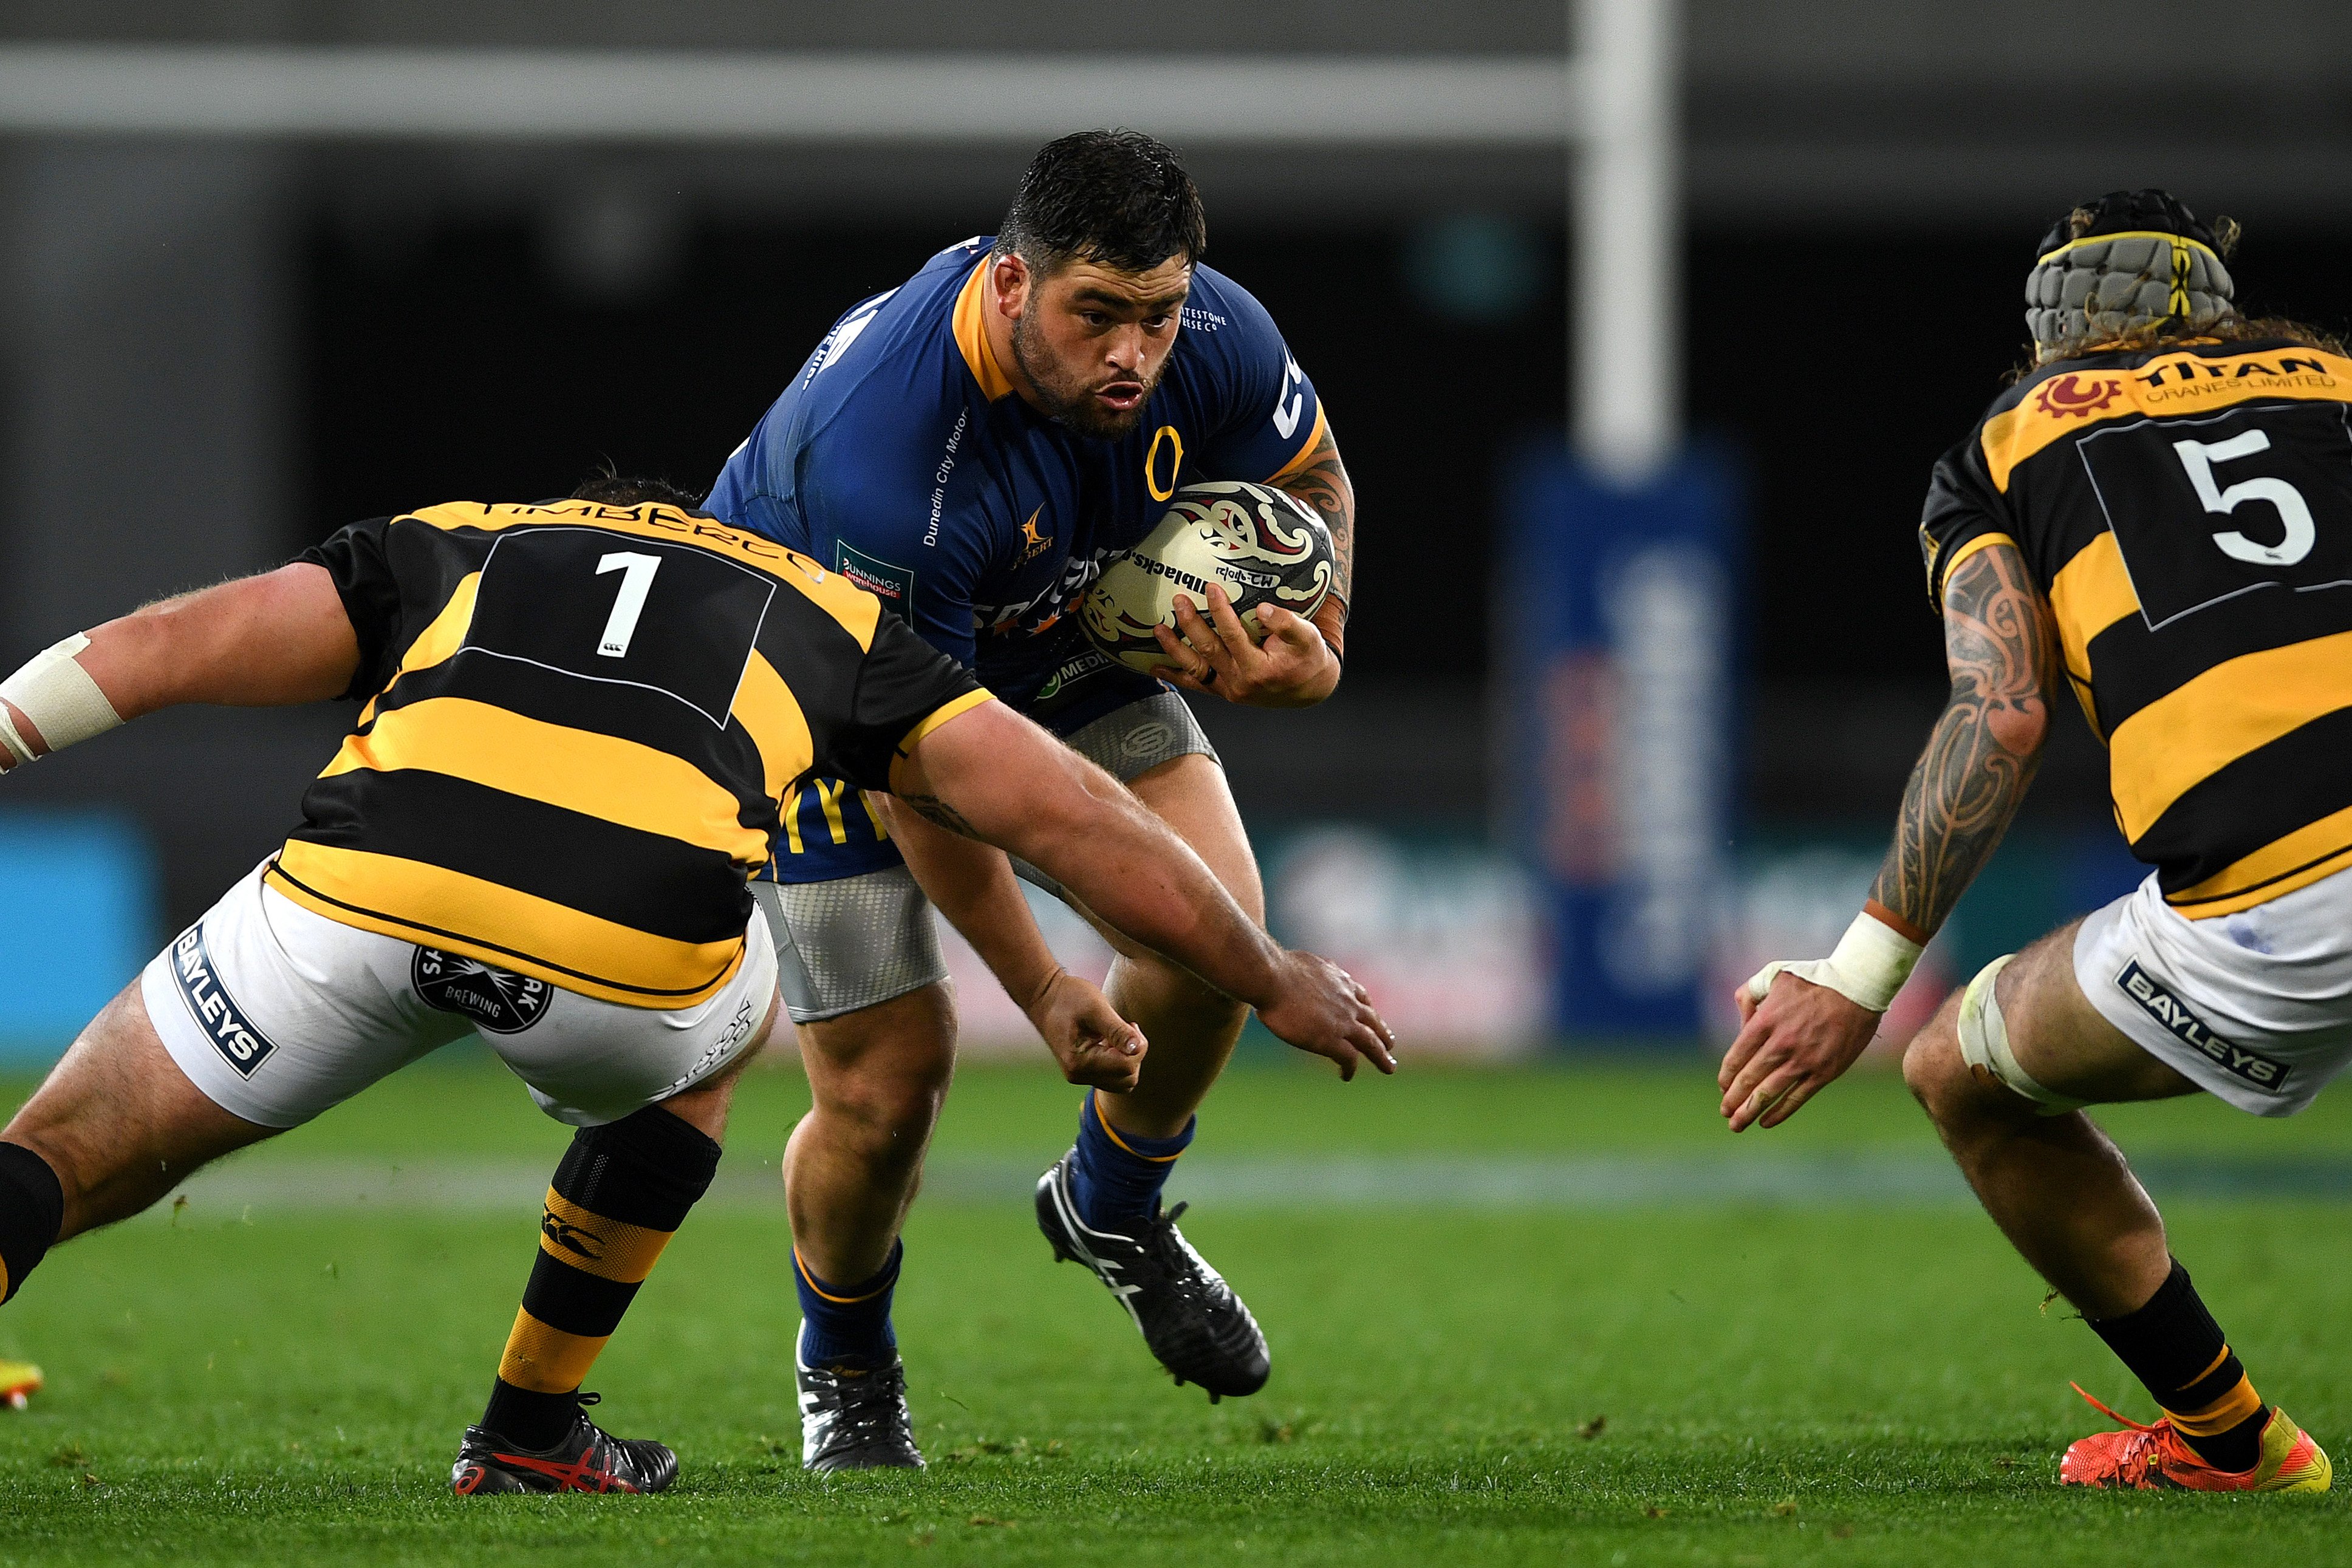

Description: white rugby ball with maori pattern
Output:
[1081,480,1334,675]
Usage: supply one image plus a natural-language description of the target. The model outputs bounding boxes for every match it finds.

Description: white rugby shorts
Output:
[2073,864,2352,1116]
[142,859,778,1129]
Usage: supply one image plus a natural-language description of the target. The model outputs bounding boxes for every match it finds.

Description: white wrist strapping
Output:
[1743,909,1924,1015]
[0,634,121,766]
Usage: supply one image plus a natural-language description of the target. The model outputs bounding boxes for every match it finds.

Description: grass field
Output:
[2,1050,2348,1565]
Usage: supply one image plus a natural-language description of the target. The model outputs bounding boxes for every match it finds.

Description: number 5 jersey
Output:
[275,499,986,1006]
[1920,336,2352,918]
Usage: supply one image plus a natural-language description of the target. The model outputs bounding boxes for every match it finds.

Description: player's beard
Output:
[1009,309,1165,440]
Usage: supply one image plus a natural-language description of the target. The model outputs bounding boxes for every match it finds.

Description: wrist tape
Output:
[1743,909,1924,1015]
[0,635,121,766]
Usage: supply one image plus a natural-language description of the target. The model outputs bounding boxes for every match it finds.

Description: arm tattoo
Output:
[1273,420,1355,628]
[898,793,980,840]
[1868,543,2055,939]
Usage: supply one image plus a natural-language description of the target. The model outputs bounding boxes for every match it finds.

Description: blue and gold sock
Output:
[795,1240,901,1371]
[1069,1089,1193,1229]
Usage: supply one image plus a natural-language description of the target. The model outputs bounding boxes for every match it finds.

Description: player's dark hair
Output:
[992,129,1207,278]
[568,472,705,509]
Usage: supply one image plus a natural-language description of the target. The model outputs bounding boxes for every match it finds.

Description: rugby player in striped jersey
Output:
[1723,191,2341,1493]
[0,477,1392,1494]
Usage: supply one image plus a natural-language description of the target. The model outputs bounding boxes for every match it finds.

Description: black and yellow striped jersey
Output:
[270,499,987,1006]
[1921,336,2352,918]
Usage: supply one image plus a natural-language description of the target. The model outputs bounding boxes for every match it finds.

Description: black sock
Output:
[2087,1260,2266,1471]
[479,1106,721,1450]
[0,1142,64,1305]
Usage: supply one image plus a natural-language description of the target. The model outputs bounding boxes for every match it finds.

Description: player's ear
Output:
[991,251,1030,318]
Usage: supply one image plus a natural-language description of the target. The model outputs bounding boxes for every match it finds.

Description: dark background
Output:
[7,0,2351,931]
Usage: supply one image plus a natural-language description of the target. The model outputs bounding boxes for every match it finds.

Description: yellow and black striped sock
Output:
[480,1106,722,1450]
[2088,1259,2266,1472]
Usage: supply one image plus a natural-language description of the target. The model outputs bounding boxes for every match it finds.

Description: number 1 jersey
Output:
[273,499,986,1006]
[1920,336,2352,916]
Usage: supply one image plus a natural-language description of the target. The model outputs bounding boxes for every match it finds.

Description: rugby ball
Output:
[1080,481,1334,675]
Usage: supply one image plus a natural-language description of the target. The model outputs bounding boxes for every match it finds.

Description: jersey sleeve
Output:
[299,515,403,701]
[813,608,989,791]
[1918,429,2018,612]
[1186,272,1325,484]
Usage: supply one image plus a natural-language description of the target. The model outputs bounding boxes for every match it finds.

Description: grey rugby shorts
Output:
[754,690,1217,1024]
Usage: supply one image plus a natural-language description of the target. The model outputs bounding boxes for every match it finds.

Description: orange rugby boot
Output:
[0,1358,41,1410]
[2059,1383,2330,1492]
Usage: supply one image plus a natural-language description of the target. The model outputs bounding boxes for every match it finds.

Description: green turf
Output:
[1,1055,2346,1565]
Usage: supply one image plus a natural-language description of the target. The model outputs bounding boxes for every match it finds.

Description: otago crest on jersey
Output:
[1920,337,2352,918]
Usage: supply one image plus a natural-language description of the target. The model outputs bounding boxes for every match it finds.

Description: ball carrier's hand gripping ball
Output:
[1081,480,1334,675]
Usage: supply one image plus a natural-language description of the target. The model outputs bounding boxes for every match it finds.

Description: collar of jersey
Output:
[952,260,1019,401]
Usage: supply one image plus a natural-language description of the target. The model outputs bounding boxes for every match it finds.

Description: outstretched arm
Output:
[875,792,1150,1092]
[1717,541,2056,1130]
[889,700,1395,1079]
[1,565,360,772]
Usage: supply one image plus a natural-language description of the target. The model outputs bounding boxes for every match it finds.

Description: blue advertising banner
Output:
[1504,443,1742,1041]
[0,811,157,1062]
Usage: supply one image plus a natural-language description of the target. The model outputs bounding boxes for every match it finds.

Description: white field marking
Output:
[129,1151,2352,1219]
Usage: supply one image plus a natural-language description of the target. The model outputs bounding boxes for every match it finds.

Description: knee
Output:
[1901,995,1972,1124]
[801,991,956,1162]
[822,1070,948,1159]
[1904,990,2034,1143]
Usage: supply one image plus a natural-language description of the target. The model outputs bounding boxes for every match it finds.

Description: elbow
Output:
[1986,694,2049,760]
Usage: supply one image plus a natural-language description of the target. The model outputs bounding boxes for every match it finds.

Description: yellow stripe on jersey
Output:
[358,570,480,728]
[730,652,815,802]
[815,779,850,845]
[951,260,1019,401]
[267,841,747,1005]
[2164,802,2352,918]
[896,688,994,758]
[781,788,805,854]
[1935,531,2017,598]
[1981,349,2352,491]
[2108,628,2352,841]
[322,697,767,866]
[1266,403,1331,486]
[2047,531,2141,682]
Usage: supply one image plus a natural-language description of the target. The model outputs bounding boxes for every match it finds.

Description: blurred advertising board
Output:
[0,811,157,1062]
[1711,827,2149,1055]
[937,827,1547,1061]
[1503,443,1742,1041]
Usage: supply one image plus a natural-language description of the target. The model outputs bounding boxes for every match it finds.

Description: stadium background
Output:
[5,7,2352,1564]
[8,2,2348,1057]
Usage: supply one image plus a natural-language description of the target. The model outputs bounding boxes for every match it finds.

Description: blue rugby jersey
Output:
[707,235,1325,882]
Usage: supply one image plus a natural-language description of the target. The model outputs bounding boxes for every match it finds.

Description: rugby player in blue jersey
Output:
[706,130,1372,1468]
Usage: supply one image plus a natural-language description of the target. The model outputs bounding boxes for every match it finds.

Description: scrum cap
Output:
[2025,188,2235,352]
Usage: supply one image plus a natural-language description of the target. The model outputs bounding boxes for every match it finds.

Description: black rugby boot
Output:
[796,1341,925,1471]
[1035,1149,1270,1401]
[449,1393,678,1495]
